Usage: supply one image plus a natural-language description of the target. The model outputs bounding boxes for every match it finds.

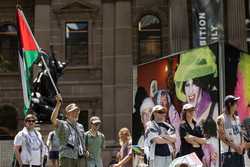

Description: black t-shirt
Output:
[179,121,204,160]
[154,122,172,156]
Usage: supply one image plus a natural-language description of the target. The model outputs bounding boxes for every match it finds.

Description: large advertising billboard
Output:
[133,42,250,166]
[133,43,220,152]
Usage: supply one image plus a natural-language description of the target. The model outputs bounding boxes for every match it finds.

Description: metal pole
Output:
[40,54,60,95]
[218,33,225,167]
[218,43,225,111]
[218,0,225,166]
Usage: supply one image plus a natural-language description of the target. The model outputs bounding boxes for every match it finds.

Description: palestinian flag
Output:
[16,8,41,115]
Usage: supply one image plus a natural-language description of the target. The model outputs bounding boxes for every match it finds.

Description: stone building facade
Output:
[0,0,249,166]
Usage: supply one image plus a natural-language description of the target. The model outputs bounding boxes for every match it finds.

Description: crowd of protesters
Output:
[133,93,250,167]
[13,94,132,167]
[12,93,250,167]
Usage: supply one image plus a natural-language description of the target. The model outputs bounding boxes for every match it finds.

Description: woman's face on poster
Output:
[160,95,169,108]
[141,109,151,129]
[184,80,201,107]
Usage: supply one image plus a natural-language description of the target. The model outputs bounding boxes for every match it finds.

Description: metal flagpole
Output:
[40,51,60,95]
[17,6,60,96]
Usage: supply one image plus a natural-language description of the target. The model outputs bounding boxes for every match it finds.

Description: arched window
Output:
[138,15,161,63]
[0,23,18,72]
[0,105,18,139]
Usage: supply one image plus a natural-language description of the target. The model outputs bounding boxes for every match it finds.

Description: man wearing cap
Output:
[85,116,105,167]
[51,95,87,167]
[217,95,245,167]
[14,114,46,167]
[144,105,176,167]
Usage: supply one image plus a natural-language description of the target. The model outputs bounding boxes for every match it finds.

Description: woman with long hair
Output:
[178,103,206,161]
[113,128,132,167]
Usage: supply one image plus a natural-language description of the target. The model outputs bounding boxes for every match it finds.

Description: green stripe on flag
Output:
[24,51,40,70]
[17,8,41,115]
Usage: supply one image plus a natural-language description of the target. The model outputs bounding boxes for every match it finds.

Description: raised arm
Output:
[50,94,62,127]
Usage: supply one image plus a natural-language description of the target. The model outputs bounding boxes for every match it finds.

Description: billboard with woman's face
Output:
[173,44,219,124]
[137,43,219,123]
[134,43,220,154]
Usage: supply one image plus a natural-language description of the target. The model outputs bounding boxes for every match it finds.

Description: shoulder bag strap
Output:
[67,122,86,152]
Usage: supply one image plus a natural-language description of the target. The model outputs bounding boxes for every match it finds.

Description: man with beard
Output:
[51,95,87,167]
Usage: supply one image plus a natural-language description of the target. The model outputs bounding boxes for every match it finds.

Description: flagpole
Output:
[40,53,60,95]
[17,7,60,96]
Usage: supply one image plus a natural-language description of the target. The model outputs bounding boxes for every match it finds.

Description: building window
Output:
[138,15,161,63]
[65,22,88,66]
[0,24,18,72]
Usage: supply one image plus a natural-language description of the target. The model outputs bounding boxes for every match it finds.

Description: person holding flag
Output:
[51,94,87,167]
[14,6,63,167]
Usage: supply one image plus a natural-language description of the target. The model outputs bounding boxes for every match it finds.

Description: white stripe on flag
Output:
[18,51,30,110]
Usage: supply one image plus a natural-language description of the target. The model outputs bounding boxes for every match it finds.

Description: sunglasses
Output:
[156,111,166,114]
[92,123,101,126]
[120,133,128,136]
[26,119,36,123]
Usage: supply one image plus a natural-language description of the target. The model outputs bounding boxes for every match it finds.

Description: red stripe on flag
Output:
[16,8,39,51]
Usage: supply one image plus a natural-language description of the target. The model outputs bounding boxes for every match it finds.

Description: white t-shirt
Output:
[14,128,43,165]
[220,114,241,153]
